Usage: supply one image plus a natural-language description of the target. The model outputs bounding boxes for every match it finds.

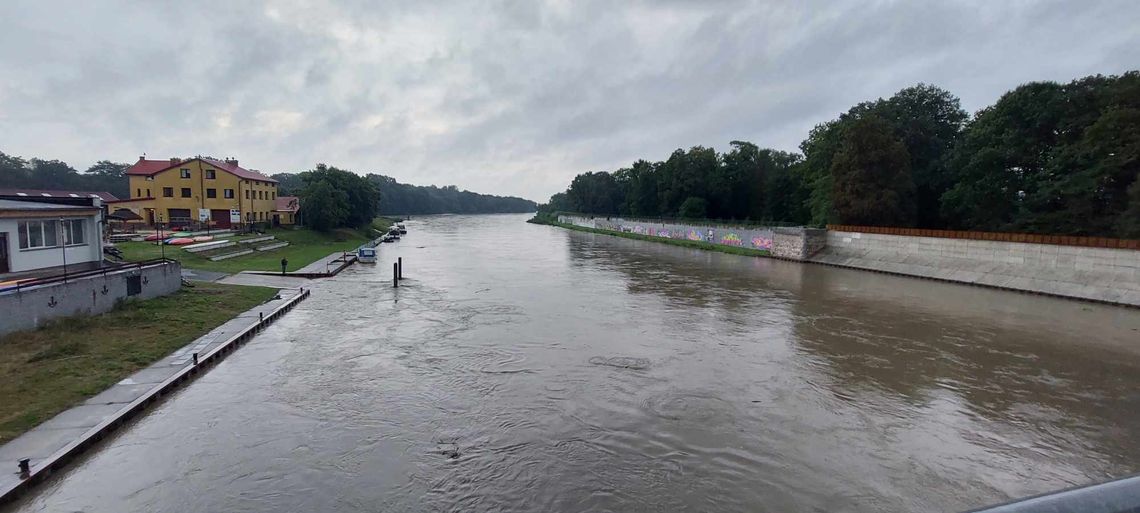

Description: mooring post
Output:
[398,257,403,280]
[18,458,30,476]
[192,352,199,366]
[393,262,399,288]
[259,312,264,323]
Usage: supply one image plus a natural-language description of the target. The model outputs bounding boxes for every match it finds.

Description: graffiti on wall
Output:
[558,216,776,253]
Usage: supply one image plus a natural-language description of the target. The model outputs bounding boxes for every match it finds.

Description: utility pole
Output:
[59,218,68,282]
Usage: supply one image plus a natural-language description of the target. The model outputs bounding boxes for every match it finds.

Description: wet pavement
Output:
[5,214,1140,513]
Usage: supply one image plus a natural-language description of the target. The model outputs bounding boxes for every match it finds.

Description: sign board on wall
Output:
[198,209,210,222]
[229,209,241,223]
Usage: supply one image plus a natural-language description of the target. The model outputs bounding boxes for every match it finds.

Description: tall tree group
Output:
[0,153,129,198]
[295,164,379,231]
[543,71,1140,238]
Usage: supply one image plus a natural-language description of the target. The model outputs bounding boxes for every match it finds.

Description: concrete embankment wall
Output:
[0,261,183,336]
[812,230,1140,307]
[558,215,826,261]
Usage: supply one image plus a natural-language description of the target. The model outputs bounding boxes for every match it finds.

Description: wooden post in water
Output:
[398,257,403,280]
[393,262,399,288]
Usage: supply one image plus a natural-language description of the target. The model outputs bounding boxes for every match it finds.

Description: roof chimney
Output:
[224,157,239,167]
[138,155,146,161]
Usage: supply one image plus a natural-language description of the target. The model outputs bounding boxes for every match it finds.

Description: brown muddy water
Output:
[7,214,1140,512]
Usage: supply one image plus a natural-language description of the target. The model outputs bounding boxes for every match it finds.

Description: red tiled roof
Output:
[125,158,182,176]
[125,157,277,183]
[0,188,118,202]
[275,196,299,212]
[199,157,277,183]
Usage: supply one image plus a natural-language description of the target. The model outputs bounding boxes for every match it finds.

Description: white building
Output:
[0,199,104,276]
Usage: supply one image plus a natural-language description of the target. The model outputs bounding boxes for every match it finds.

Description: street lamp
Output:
[157,213,166,260]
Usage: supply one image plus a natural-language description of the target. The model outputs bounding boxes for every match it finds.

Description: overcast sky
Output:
[0,1,1136,201]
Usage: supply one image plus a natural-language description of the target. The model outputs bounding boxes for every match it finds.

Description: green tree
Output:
[299,179,348,231]
[941,82,1066,231]
[874,84,967,228]
[1118,178,1140,238]
[830,116,916,226]
[85,160,127,179]
[299,165,379,227]
[678,196,708,219]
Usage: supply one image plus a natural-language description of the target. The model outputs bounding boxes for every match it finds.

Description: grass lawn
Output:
[116,226,375,274]
[0,282,277,443]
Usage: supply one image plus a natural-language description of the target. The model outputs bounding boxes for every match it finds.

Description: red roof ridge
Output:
[126,156,277,183]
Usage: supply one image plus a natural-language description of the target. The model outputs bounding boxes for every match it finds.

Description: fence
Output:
[0,259,177,294]
[556,212,804,229]
[827,225,1140,250]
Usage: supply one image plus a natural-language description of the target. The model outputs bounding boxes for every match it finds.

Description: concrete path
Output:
[0,287,306,500]
[295,251,355,274]
[180,268,230,282]
[218,272,310,288]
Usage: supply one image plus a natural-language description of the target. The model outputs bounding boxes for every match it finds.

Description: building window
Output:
[61,219,85,245]
[136,188,141,197]
[260,191,265,200]
[206,188,217,199]
[272,192,276,200]
[224,189,234,199]
[205,169,216,179]
[147,188,151,197]
[181,188,192,198]
[245,190,250,200]
[163,187,174,197]
[17,220,59,250]
[180,168,191,179]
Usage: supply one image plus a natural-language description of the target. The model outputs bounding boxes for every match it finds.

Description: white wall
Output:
[0,261,182,336]
[814,230,1140,306]
[0,215,103,273]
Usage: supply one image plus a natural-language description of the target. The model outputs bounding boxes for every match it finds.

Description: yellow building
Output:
[111,156,281,229]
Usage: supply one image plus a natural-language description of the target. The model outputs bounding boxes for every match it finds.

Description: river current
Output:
[8,214,1140,512]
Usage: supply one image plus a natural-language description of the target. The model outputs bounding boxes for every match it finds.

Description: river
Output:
[8,213,1140,512]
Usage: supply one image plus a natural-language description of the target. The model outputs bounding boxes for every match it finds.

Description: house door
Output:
[0,233,9,273]
[211,209,232,229]
[272,214,280,227]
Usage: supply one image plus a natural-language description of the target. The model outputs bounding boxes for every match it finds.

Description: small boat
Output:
[396,223,407,235]
[166,237,196,245]
[143,233,165,241]
[193,236,213,242]
[357,247,377,263]
[380,236,395,243]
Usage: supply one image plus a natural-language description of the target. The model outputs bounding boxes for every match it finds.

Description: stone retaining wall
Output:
[812,230,1140,306]
[557,215,822,260]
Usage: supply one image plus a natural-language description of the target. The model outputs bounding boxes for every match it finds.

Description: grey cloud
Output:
[1,0,1137,201]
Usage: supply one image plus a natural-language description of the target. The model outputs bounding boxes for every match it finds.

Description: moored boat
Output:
[357,247,377,263]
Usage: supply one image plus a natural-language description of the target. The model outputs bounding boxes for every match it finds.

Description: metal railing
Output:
[967,474,1140,512]
[0,258,177,294]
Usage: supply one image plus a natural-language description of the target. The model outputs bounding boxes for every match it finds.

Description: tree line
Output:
[274,172,536,217]
[0,153,130,198]
[542,72,1140,238]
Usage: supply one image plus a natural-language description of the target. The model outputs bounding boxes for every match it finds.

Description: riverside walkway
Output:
[0,287,310,504]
